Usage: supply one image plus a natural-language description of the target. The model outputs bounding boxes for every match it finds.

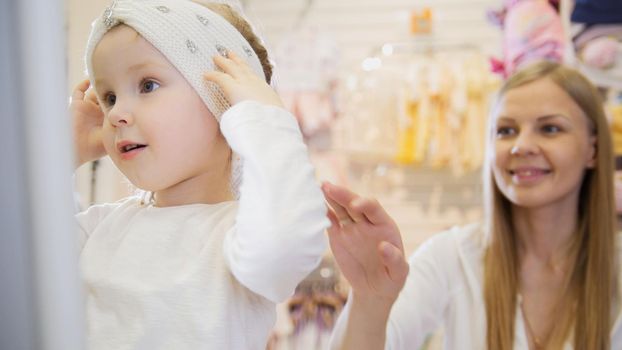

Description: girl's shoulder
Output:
[77,196,142,216]
[75,196,143,238]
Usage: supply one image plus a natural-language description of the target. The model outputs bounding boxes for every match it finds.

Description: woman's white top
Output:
[385,223,622,349]
[76,101,329,350]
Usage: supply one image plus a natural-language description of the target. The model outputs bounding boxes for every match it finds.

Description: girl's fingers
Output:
[226,50,255,74]
[71,79,91,102]
[203,70,235,90]
[213,50,257,79]
[86,89,100,106]
[212,54,246,79]
[76,79,90,92]
[226,50,245,65]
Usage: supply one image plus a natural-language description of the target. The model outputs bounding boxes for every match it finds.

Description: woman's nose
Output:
[510,131,539,156]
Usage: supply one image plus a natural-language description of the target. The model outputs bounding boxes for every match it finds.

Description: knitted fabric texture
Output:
[85,0,265,120]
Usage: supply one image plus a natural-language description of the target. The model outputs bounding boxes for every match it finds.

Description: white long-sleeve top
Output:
[76,101,329,350]
[383,223,622,349]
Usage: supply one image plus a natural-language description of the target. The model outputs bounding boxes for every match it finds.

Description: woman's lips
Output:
[509,167,551,184]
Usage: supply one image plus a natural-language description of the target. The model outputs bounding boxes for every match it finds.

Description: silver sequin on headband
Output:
[102,0,119,29]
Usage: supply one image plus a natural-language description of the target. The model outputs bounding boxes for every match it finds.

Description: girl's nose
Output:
[107,102,133,127]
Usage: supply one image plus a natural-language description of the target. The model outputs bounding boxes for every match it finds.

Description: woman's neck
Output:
[512,200,579,268]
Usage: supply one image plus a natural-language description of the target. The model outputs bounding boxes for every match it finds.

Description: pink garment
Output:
[573,24,622,70]
[273,26,340,139]
[581,36,619,69]
[490,0,565,77]
[280,91,336,137]
[574,24,622,49]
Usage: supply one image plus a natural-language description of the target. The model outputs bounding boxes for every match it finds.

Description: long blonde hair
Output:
[483,61,616,349]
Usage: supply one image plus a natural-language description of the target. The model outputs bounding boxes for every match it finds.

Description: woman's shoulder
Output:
[404,223,486,299]
[413,223,484,257]
[408,223,485,274]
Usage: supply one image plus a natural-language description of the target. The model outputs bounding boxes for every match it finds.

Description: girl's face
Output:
[92,25,231,199]
[491,77,596,210]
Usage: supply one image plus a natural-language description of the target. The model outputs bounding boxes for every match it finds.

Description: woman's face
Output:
[491,77,596,210]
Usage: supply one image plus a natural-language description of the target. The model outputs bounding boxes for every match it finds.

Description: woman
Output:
[325,61,621,349]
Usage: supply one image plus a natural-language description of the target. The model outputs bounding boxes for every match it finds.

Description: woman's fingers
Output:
[325,195,357,226]
[322,182,363,223]
[322,182,358,207]
[349,197,393,226]
[378,241,409,285]
[323,182,381,225]
[326,207,341,232]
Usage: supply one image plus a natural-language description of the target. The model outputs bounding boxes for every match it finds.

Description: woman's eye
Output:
[104,93,116,107]
[141,80,160,93]
[496,127,516,137]
[542,124,561,134]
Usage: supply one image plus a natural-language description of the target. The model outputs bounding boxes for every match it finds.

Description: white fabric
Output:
[76,101,329,350]
[383,223,622,350]
[85,0,265,120]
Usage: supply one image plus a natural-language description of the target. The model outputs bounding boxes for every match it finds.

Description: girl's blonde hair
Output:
[483,61,616,350]
[193,1,273,83]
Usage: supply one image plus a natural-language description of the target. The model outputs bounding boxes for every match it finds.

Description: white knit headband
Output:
[85,0,265,120]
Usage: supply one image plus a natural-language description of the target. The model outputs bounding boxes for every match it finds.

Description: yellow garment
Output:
[611,104,622,155]
[396,98,419,165]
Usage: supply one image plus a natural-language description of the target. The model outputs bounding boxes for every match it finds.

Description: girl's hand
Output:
[203,50,283,108]
[70,79,106,169]
[322,182,409,305]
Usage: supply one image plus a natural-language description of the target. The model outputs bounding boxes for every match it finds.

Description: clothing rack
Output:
[334,40,496,176]
[267,256,346,350]
[374,40,481,57]
[294,0,315,29]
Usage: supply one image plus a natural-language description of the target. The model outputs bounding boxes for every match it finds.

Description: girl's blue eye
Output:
[105,93,116,106]
[141,80,160,93]
[496,126,516,137]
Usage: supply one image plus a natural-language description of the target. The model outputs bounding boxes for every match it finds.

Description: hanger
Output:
[294,0,314,29]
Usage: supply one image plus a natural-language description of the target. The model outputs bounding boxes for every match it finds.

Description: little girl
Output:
[69,1,328,349]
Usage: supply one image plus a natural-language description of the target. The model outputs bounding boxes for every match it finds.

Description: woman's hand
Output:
[70,79,106,169]
[203,50,283,108]
[322,182,409,305]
